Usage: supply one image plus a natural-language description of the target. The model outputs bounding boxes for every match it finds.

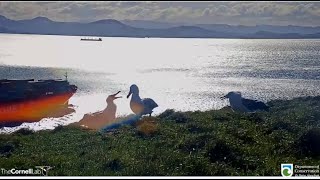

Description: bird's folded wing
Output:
[142,98,158,108]
[242,98,269,111]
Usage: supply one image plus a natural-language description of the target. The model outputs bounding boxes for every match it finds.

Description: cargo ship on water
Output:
[0,75,77,124]
[80,37,102,41]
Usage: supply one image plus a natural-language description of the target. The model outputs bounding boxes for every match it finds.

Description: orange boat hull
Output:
[0,92,75,123]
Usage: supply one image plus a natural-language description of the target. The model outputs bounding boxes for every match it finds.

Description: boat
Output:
[80,37,102,41]
[0,75,77,124]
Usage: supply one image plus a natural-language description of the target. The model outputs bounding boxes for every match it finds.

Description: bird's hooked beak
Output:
[127,90,132,99]
[112,91,122,99]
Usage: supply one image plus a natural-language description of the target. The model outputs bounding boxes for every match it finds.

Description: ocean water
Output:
[0,34,319,133]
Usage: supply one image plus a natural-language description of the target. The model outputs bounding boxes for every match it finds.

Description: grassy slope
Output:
[0,96,319,176]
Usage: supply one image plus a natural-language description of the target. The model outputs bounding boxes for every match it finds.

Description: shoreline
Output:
[0,95,319,175]
[1,95,320,134]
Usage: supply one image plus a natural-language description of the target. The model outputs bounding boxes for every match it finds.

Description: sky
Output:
[0,1,320,26]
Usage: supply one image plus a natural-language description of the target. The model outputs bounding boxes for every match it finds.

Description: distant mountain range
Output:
[122,19,320,35]
[1,15,320,38]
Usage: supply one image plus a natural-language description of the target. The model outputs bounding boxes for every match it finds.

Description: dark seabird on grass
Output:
[222,91,270,112]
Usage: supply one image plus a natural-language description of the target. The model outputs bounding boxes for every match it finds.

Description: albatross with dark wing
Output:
[222,91,269,112]
[127,84,158,117]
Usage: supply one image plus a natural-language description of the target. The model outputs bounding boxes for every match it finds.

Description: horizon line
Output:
[1,14,320,28]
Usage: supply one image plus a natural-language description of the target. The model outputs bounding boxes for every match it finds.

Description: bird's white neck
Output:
[104,102,117,114]
[131,92,142,102]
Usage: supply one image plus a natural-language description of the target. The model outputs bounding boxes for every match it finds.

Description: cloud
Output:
[0,2,319,26]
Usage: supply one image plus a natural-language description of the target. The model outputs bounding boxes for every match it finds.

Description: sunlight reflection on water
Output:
[0,34,319,133]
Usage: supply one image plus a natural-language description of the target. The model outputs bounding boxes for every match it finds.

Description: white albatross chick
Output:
[76,91,122,130]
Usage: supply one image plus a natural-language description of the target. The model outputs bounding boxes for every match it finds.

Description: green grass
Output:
[0,96,319,176]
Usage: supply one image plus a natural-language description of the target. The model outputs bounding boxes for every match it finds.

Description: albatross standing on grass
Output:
[127,84,158,117]
[222,91,269,113]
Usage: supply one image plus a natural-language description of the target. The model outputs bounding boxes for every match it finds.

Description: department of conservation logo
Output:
[281,164,294,177]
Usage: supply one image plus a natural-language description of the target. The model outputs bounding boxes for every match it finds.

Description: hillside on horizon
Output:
[1,15,320,39]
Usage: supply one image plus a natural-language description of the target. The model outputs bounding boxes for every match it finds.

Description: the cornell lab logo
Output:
[35,166,53,176]
[1,166,53,176]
